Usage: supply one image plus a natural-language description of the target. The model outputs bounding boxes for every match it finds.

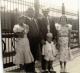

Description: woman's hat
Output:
[18,14,30,21]
[60,15,67,19]
[19,14,27,19]
[42,8,50,14]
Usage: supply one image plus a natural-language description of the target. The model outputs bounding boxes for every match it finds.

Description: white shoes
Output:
[60,68,69,73]
[64,68,69,73]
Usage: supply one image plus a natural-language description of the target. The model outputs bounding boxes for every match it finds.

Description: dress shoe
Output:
[50,71,56,73]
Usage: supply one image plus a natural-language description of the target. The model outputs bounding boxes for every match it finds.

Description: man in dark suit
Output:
[25,7,40,72]
[38,8,58,73]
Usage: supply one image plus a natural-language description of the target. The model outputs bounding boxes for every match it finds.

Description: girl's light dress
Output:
[13,23,34,65]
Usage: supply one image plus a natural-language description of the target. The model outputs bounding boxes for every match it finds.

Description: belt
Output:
[59,35,68,37]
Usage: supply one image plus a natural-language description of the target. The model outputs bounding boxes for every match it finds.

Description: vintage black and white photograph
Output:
[0,0,80,73]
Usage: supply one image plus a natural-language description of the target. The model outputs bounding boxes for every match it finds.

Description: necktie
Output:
[47,17,50,32]
[33,18,39,33]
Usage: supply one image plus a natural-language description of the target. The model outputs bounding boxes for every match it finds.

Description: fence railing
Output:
[70,30,79,49]
[2,32,16,68]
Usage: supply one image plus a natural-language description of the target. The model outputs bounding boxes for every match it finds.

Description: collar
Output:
[46,41,53,44]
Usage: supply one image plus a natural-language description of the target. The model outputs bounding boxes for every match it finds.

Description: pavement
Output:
[4,48,80,73]
[54,55,80,73]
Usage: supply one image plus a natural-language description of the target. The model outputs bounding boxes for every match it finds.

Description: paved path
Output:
[54,56,80,73]
[5,55,80,73]
[5,48,80,73]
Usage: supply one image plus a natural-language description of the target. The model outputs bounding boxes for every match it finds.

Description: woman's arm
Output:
[42,45,45,61]
[68,24,72,48]
[24,24,29,34]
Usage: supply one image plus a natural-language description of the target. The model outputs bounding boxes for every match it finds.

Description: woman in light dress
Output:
[13,15,34,73]
[55,15,72,73]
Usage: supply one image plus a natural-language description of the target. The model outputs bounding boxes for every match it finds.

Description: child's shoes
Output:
[50,71,56,73]
[60,68,64,73]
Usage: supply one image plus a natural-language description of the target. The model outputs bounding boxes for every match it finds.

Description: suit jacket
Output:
[25,18,40,39]
[25,17,40,60]
[38,17,58,43]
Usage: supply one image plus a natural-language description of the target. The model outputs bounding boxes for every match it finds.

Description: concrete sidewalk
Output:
[5,48,80,73]
[35,48,80,73]
[54,56,80,73]
[5,56,80,73]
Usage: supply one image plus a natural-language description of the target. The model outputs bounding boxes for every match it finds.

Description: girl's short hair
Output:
[46,32,53,38]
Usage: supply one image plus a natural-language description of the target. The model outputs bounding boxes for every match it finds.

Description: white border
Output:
[0,0,4,73]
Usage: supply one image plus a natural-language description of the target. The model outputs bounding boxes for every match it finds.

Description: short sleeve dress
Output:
[55,23,72,62]
[13,23,34,65]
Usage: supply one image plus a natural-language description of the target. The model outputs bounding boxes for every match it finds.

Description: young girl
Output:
[13,15,34,73]
[42,32,57,73]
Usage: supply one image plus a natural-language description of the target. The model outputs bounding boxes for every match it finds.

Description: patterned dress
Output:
[55,23,72,62]
[13,23,34,65]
